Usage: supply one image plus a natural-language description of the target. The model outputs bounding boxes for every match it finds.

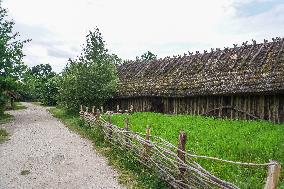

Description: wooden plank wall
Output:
[107,94,284,123]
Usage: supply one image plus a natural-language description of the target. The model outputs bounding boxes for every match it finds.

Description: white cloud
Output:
[2,0,284,72]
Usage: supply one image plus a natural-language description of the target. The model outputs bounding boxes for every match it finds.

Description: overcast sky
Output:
[3,0,284,72]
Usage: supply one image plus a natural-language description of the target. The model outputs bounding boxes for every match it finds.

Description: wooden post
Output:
[101,106,104,114]
[108,114,113,143]
[117,105,120,113]
[92,106,96,114]
[130,105,134,113]
[264,161,281,189]
[124,117,130,147]
[96,109,101,122]
[177,131,187,175]
[80,105,83,112]
[144,125,151,160]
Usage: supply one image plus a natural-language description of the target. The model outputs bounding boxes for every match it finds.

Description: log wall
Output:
[106,94,284,123]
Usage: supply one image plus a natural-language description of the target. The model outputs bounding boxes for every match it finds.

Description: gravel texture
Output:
[0,102,125,189]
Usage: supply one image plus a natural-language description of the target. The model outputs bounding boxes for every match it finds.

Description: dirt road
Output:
[0,102,124,189]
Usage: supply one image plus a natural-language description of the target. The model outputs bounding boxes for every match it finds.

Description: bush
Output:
[57,28,118,112]
[41,76,58,106]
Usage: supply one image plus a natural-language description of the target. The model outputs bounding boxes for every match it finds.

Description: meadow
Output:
[108,112,284,188]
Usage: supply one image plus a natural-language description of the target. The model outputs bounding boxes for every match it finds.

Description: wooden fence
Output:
[80,106,281,189]
[107,94,284,123]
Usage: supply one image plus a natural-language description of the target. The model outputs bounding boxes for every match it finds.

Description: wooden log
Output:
[116,105,120,113]
[124,117,130,147]
[92,106,96,114]
[96,109,101,122]
[264,161,281,189]
[144,125,151,160]
[260,96,265,119]
[177,131,187,176]
[219,96,223,117]
[108,114,113,143]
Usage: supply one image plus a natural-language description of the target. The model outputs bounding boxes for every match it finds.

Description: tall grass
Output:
[109,112,284,189]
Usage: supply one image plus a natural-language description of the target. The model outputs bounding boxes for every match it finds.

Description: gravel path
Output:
[0,102,125,189]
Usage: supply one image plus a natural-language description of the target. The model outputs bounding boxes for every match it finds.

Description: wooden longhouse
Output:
[107,38,284,123]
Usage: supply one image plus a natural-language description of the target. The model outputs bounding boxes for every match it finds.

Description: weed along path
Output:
[0,102,124,189]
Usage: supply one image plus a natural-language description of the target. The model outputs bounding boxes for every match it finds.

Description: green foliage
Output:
[0,113,13,125]
[136,51,157,62]
[108,112,284,189]
[0,2,29,115]
[57,28,118,112]
[18,64,58,105]
[49,107,170,189]
[40,76,58,106]
[0,128,8,143]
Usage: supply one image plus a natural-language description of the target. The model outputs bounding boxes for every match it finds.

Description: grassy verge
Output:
[0,113,13,125]
[13,102,27,110]
[49,107,170,189]
[0,128,9,143]
[108,112,284,189]
[0,113,12,143]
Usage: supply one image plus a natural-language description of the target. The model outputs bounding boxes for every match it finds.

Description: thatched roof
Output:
[116,38,284,98]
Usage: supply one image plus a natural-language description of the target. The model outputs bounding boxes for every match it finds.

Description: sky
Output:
[3,0,284,73]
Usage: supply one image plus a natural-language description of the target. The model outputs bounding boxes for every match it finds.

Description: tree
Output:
[136,51,157,62]
[57,28,118,112]
[18,64,58,105]
[0,1,30,115]
[30,64,55,80]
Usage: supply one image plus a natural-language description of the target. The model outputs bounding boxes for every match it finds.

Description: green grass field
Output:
[108,112,284,189]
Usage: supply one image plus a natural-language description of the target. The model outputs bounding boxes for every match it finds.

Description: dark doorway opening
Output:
[151,97,164,113]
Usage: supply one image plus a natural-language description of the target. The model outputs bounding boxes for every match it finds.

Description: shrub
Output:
[57,28,118,112]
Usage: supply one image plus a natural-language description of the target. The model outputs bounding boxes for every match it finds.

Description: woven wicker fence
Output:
[79,106,281,189]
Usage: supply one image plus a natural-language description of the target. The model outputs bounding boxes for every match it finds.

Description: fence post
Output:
[177,131,187,176]
[96,109,100,123]
[101,106,104,114]
[117,105,120,113]
[108,114,113,143]
[264,161,281,189]
[92,106,96,114]
[144,125,151,161]
[124,117,130,147]
[80,105,83,112]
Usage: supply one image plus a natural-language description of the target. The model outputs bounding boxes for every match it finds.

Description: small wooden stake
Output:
[144,125,151,159]
[96,109,100,121]
[264,161,281,189]
[80,105,83,112]
[124,117,130,147]
[177,131,187,175]
[145,125,151,145]
[101,106,104,114]
[92,106,96,114]
[117,105,120,113]
[108,114,113,143]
